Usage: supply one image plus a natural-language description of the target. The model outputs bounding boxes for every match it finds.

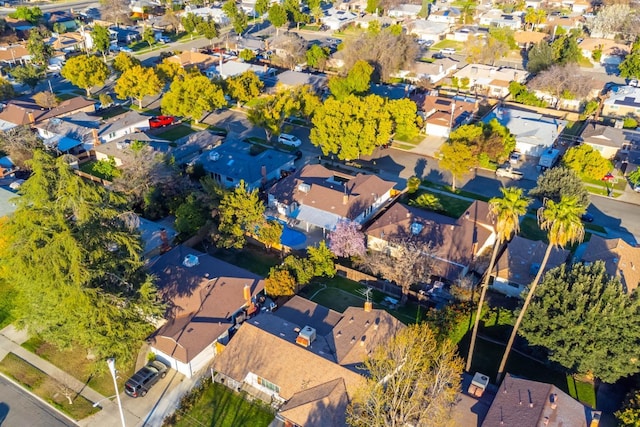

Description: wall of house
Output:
[353,191,392,224]
[150,348,194,378]
[586,143,618,160]
[490,276,524,298]
[602,104,640,120]
[101,120,150,143]
[95,151,124,167]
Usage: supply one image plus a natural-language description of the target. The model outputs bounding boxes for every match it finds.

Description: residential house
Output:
[580,235,640,294]
[602,86,640,120]
[171,131,224,166]
[427,7,462,25]
[365,201,496,281]
[4,17,34,33]
[353,15,395,29]
[408,20,450,42]
[34,112,101,153]
[199,140,295,191]
[483,107,565,157]
[166,51,218,71]
[479,10,522,30]
[571,0,591,13]
[336,0,366,12]
[0,44,31,66]
[213,296,404,425]
[0,96,96,129]
[531,75,603,112]
[98,110,151,143]
[482,374,597,426]
[452,64,528,98]
[181,6,230,25]
[449,26,488,42]
[545,15,583,33]
[323,9,358,31]
[148,244,265,378]
[490,236,570,298]
[49,32,86,53]
[93,131,170,167]
[206,60,274,80]
[110,27,141,45]
[580,123,626,160]
[620,128,640,175]
[400,57,459,84]
[387,4,422,19]
[524,0,543,9]
[268,164,397,232]
[411,94,477,137]
[270,70,328,94]
[512,30,547,49]
[46,11,78,32]
[579,38,629,67]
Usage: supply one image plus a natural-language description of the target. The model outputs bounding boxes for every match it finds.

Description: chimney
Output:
[243,284,251,302]
[159,228,170,253]
[364,301,373,312]
[27,111,35,124]
[343,193,349,205]
[439,64,443,74]
[92,128,100,146]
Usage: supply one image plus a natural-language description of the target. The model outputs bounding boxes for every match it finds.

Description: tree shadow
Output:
[414,157,427,179]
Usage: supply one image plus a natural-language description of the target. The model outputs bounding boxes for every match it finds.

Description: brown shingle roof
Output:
[212,322,364,400]
[0,96,96,126]
[278,378,350,427]
[268,164,396,221]
[482,374,591,427]
[581,235,640,293]
[166,51,217,69]
[365,201,495,280]
[492,236,570,287]
[148,245,264,364]
[0,45,29,62]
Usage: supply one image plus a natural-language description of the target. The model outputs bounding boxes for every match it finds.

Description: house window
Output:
[257,376,280,393]
[108,132,115,139]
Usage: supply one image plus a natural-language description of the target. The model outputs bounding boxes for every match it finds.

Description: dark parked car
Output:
[124,360,168,398]
[294,150,303,160]
[581,213,594,223]
[149,116,175,128]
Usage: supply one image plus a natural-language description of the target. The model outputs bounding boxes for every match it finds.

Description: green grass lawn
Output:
[156,125,196,142]
[78,160,120,181]
[0,281,16,329]
[0,353,100,420]
[209,246,280,277]
[169,380,274,427]
[406,189,473,219]
[431,40,464,51]
[420,181,491,202]
[561,120,585,137]
[394,134,423,145]
[21,337,136,397]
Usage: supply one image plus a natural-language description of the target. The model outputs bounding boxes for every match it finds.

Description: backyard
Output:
[155,124,196,142]
[164,380,274,427]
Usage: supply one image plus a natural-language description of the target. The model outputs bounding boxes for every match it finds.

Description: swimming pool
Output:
[266,216,307,247]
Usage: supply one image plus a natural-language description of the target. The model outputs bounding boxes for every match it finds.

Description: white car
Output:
[440,48,456,55]
[278,134,302,147]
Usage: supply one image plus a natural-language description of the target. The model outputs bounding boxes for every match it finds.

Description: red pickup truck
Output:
[149,116,175,128]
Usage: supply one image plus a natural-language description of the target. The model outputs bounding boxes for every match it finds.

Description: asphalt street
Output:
[0,376,75,427]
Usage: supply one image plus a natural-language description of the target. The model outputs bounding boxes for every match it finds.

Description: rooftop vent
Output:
[298,183,311,193]
[183,254,200,267]
[208,152,220,161]
[296,326,316,348]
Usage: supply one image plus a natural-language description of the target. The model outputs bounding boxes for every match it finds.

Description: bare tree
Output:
[339,29,419,83]
[358,238,434,304]
[100,0,132,26]
[269,33,307,70]
[585,4,638,40]
[0,126,45,169]
[529,64,593,108]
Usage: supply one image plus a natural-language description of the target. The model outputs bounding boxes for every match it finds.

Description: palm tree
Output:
[496,196,585,384]
[466,187,531,372]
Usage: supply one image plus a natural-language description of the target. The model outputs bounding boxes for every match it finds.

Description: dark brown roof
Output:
[365,201,495,280]
[581,235,640,293]
[268,164,396,221]
[148,245,264,363]
[492,236,570,287]
[482,374,591,427]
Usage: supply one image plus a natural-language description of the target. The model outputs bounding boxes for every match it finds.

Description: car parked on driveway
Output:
[124,360,168,398]
[278,133,302,147]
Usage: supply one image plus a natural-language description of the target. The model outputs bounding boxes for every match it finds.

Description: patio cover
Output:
[293,205,341,231]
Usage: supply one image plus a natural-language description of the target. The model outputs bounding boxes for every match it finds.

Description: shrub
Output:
[407,176,421,194]
[408,193,442,211]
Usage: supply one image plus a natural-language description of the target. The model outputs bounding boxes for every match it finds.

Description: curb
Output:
[0,371,80,426]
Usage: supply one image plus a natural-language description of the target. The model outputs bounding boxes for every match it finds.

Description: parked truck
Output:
[538,148,561,169]
[495,166,524,180]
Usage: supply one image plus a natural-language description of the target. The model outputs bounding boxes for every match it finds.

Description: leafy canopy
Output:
[61,55,110,96]
[115,65,162,108]
[0,151,162,364]
[520,262,640,383]
[161,75,226,122]
[530,166,590,208]
[328,220,366,258]
[216,181,265,249]
[225,70,264,105]
[437,141,476,191]
[562,144,613,181]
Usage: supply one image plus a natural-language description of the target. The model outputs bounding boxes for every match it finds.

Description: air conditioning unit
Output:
[209,152,220,161]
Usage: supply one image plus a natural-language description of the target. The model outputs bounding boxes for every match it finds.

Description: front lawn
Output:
[406,189,473,219]
[431,40,464,51]
[156,125,196,142]
[21,337,136,397]
[165,379,274,427]
[0,352,100,420]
